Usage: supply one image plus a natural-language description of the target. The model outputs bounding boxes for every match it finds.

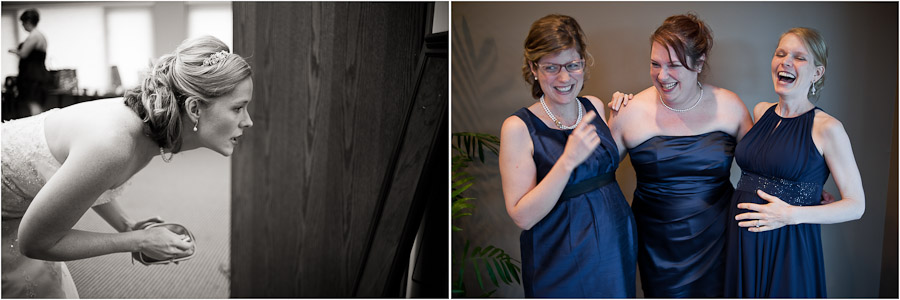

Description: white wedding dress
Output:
[2,109,128,298]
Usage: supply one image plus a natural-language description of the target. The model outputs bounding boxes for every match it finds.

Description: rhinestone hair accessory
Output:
[203,50,230,66]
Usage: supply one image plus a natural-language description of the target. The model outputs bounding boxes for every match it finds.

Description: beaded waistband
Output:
[736,171,822,206]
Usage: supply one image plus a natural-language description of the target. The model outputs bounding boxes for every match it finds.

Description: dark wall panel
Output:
[231,2,429,297]
[356,53,448,296]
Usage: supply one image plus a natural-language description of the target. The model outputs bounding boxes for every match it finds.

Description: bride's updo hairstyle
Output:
[125,35,251,153]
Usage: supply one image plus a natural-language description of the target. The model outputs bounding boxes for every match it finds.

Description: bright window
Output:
[20,6,107,93]
[187,3,232,51]
[106,6,153,91]
[1,2,232,96]
[1,12,19,81]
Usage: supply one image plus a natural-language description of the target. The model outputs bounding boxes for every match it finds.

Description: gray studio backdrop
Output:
[451,2,897,298]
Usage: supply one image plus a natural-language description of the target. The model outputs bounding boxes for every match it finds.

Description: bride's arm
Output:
[92,201,135,232]
[92,200,164,233]
[17,135,191,261]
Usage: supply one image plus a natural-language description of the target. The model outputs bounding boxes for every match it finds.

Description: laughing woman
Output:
[606,14,753,297]
[499,14,636,297]
[1,36,254,298]
[723,27,865,297]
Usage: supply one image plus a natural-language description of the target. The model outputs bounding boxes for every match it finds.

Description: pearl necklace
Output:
[540,95,583,130]
[659,82,703,112]
[159,147,173,163]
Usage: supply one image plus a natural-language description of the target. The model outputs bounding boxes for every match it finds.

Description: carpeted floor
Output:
[68,149,230,298]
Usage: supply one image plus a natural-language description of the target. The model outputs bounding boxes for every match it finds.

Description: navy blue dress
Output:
[513,98,637,297]
[16,43,49,107]
[724,104,830,297]
[628,131,735,297]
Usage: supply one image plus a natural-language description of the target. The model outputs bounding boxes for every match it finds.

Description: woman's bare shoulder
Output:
[813,109,843,133]
[752,101,776,118]
[707,85,750,115]
[614,86,656,118]
[49,99,148,157]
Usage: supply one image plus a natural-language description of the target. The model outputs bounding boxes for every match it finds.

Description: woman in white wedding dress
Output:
[1,35,254,298]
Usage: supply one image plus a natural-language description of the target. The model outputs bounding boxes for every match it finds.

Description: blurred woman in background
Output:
[1,35,253,298]
[8,8,51,116]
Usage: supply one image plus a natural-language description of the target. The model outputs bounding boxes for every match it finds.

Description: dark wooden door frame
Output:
[230,2,445,297]
[352,29,448,297]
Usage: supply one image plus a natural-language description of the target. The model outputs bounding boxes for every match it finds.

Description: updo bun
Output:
[125,35,251,152]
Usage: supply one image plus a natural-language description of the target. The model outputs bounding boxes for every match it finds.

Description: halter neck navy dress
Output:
[513,98,637,297]
[628,131,735,297]
[724,104,830,297]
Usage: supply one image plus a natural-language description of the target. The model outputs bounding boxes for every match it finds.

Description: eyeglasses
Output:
[534,59,585,75]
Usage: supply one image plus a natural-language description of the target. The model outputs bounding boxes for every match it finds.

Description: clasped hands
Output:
[132,216,195,263]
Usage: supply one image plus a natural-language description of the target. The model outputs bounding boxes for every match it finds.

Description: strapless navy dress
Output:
[513,98,637,297]
[628,131,735,297]
[724,104,830,297]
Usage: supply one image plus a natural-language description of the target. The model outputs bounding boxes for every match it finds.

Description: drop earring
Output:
[193,120,199,132]
[811,84,816,96]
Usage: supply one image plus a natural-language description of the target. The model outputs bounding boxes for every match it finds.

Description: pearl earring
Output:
[193,121,199,132]
[811,84,816,96]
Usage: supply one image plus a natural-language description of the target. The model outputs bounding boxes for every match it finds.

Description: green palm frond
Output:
[453,132,500,163]
[451,131,520,297]
[454,240,522,293]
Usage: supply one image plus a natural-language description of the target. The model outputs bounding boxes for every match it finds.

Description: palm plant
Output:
[451,132,522,297]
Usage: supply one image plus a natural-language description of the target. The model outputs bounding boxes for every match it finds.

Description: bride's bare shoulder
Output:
[47,98,148,153]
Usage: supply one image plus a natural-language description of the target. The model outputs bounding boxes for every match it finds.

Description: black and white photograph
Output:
[2,1,448,298]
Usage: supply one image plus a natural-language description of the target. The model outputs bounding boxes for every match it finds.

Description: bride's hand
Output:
[139,227,194,260]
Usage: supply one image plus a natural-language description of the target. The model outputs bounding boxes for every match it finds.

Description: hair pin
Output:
[203,50,229,66]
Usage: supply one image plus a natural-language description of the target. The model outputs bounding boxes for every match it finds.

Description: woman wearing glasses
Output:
[605,14,753,297]
[499,14,636,297]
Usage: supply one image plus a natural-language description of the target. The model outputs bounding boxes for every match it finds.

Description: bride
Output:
[1,35,253,298]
